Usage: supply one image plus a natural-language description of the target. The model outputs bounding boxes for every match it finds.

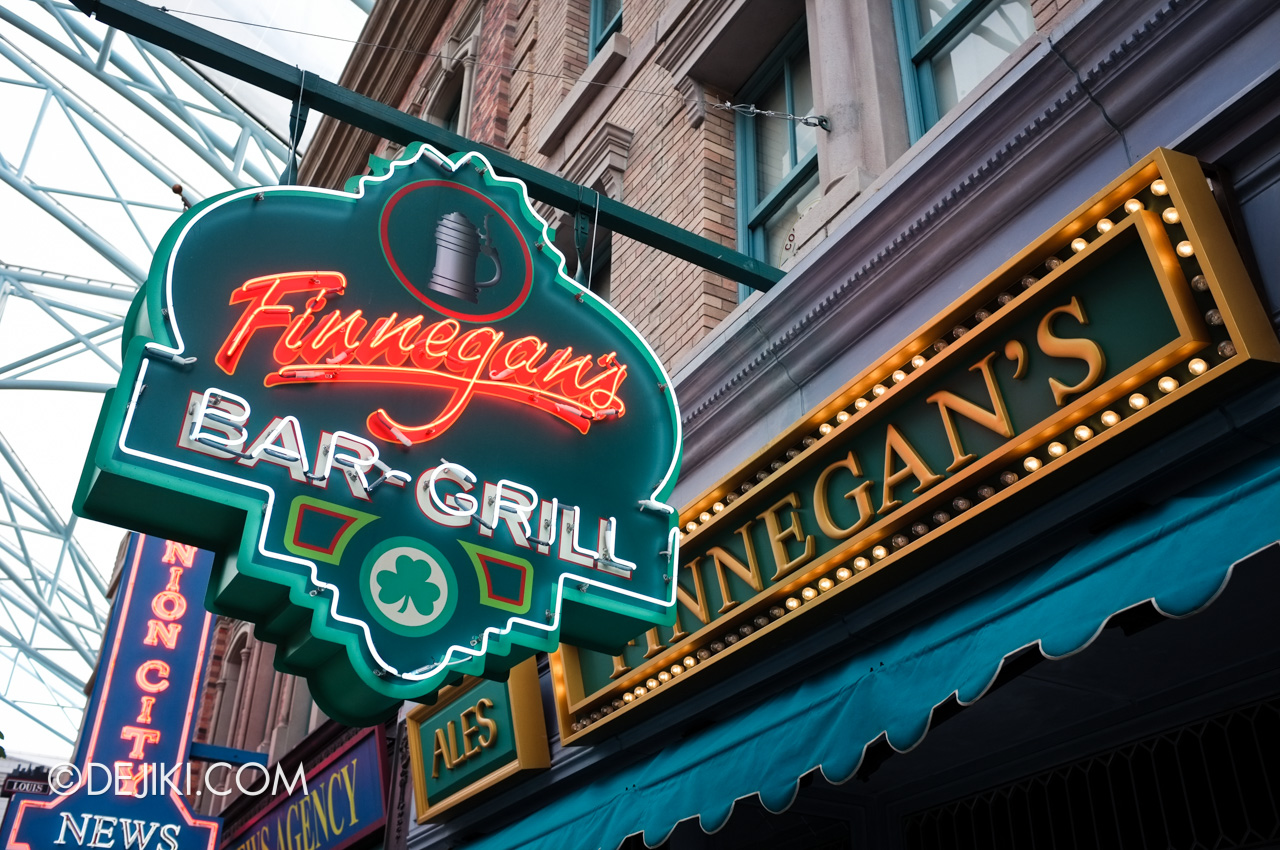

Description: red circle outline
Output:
[379,179,534,323]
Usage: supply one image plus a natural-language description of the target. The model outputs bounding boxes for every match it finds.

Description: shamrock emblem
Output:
[376,554,442,616]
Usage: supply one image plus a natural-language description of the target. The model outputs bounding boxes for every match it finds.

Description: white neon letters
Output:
[184,388,250,457]
[178,391,637,576]
[426,461,480,519]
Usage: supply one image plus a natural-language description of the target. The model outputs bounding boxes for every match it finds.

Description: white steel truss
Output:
[0,0,292,751]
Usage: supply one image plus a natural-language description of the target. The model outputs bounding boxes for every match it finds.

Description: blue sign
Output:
[223,730,385,850]
[1,534,220,850]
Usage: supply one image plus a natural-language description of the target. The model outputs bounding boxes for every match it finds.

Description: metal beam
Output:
[70,0,784,292]
[0,690,76,745]
[0,380,114,392]
[0,6,277,189]
[0,161,147,284]
[0,266,136,301]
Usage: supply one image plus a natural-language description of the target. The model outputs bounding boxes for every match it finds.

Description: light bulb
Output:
[872,545,888,560]
[1124,198,1143,213]
[1097,218,1113,233]
[892,370,906,383]
[1048,442,1067,458]
[785,597,800,610]
[1100,410,1120,427]
[854,398,869,410]
[1158,376,1179,393]
[1176,241,1194,257]
[1071,237,1088,253]
[712,501,724,513]
[912,355,927,368]
[670,664,683,676]
[1074,425,1094,441]
[836,411,850,423]
[818,578,834,592]
[1151,179,1169,196]
[699,512,711,523]
[634,686,647,696]
[1188,358,1207,376]
[1129,393,1149,410]
[836,567,853,581]
[873,384,887,397]
[819,423,832,435]
[1162,208,1180,224]
[685,521,697,532]
[1023,456,1042,472]
[684,656,696,667]
[801,587,817,601]
[853,557,870,571]
[623,692,635,703]
[646,678,659,689]
[657,672,670,683]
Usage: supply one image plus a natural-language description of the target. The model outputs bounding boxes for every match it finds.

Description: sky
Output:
[0,0,367,760]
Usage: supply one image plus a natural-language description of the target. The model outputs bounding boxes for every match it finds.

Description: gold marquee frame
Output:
[551,148,1280,744]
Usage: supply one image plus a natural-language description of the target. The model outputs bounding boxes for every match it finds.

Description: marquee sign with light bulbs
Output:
[75,144,681,727]
[552,148,1280,743]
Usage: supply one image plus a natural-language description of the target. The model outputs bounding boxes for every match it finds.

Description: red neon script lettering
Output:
[214,271,628,443]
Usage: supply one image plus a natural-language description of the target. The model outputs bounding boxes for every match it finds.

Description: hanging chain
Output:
[711,102,831,131]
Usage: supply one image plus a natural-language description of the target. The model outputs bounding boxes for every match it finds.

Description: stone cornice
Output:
[562,121,634,200]
[654,0,737,79]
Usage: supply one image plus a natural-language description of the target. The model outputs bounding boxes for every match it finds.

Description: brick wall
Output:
[332,0,1066,370]
[1033,0,1086,30]
[506,0,740,368]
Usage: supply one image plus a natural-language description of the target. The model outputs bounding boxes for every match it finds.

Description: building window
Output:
[735,23,820,284]
[895,0,1034,139]
[589,0,622,60]
[418,4,484,138]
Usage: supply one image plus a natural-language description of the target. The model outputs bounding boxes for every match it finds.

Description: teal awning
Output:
[466,448,1280,850]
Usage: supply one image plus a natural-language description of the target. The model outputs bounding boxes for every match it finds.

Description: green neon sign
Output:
[76,145,681,725]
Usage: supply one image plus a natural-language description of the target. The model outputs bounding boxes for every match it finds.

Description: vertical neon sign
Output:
[1,534,220,849]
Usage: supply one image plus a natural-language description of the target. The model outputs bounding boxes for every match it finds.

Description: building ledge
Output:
[536,33,630,157]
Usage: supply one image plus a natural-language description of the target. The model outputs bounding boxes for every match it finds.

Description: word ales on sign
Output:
[2,534,219,850]
[405,659,549,822]
[76,145,681,726]
[553,149,1280,740]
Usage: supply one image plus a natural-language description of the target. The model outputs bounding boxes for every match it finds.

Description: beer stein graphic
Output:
[427,211,502,302]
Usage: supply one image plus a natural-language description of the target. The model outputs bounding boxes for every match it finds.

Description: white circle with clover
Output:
[358,537,458,637]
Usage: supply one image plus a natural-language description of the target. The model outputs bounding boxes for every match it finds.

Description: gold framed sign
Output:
[407,657,549,821]
[551,148,1280,743]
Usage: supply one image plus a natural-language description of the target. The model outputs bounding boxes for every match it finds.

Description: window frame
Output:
[734,20,818,288]
[589,0,622,61]
[893,0,1031,141]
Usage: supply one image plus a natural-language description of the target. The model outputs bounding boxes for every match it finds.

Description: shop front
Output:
[399,1,1280,846]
